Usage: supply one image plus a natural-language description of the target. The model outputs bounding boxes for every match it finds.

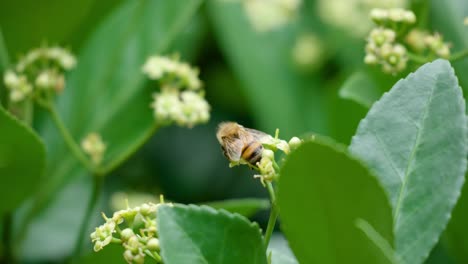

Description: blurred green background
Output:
[1,0,467,263]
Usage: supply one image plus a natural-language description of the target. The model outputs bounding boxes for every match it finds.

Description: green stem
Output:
[96,124,159,176]
[72,175,103,259]
[449,49,468,62]
[355,218,398,264]
[23,99,34,126]
[1,212,13,263]
[43,102,94,172]
[264,182,279,247]
[407,52,427,64]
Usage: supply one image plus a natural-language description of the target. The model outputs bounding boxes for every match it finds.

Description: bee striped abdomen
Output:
[241,141,263,165]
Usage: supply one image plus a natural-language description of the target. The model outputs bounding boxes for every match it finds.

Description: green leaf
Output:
[0,0,94,55]
[207,0,327,137]
[157,204,267,264]
[0,106,45,215]
[349,60,467,264]
[339,71,386,108]
[278,138,394,264]
[201,198,269,218]
[20,0,204,260]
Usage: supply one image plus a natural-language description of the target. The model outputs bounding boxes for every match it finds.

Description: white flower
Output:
[243,0,302,32]
[90,221,116,252]
[16,46,76,73]
[388,8,415,24]
[151,89,183,124]
[318,0,407,37]
[4,71,19,88]
[142,56,201,90]
[47,47,77,70]
[81,133,106,165]
[405,29,428,51]
[178,91,210,127]
[364,53,378,64]
[35,70,59,90]
[365,27,407,74]
[146,238,160,251]
[16,49,41,72]
[369,28,396,46]
[292,33,323,69]
[261,136,290,154]
[123,236,146,264]
[424,33,451,58]
[151,89,210,128]
[288,137,302,150]
[5,74,33,102]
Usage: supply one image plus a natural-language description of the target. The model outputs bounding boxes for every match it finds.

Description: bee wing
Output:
[244,128,271,142]
[222,136,244,162]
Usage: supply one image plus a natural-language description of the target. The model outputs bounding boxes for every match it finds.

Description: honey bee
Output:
[216,122,270,166]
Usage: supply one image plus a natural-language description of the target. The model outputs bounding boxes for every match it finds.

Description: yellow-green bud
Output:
[146,238,160,251]
[121,228,134,241]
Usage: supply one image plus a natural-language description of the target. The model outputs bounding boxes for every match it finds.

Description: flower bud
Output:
[292,33,323,70]
[146,238,160,251]
[262,149,275,160]
[288,137,302,150]
[4,71,19,88]
[121,228,135,241]
[81,132,106,165]
[364,54,378,64]
[142,55,202,90]
[243,0,302,32]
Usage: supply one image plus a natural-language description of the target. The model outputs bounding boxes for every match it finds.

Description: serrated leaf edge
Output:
[349,59,468,263]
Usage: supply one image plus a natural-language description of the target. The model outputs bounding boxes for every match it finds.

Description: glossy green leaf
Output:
[279,138,394,264]
[202,198,269,218]
[0,106,45,214]
[20,0,204,260]
[349,60,467,264]
[431,2,468,262]
[207,0,326,137]
[157,204,267,264]
[338,68,399,109]
[0,0,94,55]
[339,71,385,108]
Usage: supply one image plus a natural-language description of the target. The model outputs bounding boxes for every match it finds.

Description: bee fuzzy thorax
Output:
[216,122,268,166]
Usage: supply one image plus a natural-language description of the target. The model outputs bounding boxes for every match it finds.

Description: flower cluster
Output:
[142,55,210,128]
[365,27,408,74]
[406,30,450,58]
[241,0,302,32]
[254,132,302,184]
[365,8,454,74]
[318,0,407,37]
[142,55,201,90]
[81,133,106,165]
[3,46,76,103]
[90,201,165,264]
[370,8,416,25]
